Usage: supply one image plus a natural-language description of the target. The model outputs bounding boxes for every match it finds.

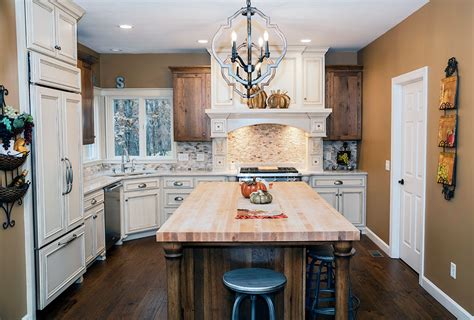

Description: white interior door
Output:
[399,80,425,273]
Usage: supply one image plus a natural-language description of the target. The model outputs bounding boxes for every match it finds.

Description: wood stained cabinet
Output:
[169,66,211,141]
[325,65,363,140]
[78,59,94,144]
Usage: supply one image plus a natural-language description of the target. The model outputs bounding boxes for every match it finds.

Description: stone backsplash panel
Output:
[227,124,307,168]
[323,141,358,170]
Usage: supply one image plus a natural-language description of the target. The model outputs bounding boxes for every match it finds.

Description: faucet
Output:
[121,147,130,173]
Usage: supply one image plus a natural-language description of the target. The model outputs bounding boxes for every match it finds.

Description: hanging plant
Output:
[0,105,34,152]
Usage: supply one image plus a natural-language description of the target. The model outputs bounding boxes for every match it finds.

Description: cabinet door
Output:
[339,188,364,225]
[314,188,339,209]
[211,59,234,107]
[26,0,56,57]
[84,214,95,265]
[124,189,160,234]
[78,60,95,144]
[31,86,66,247]
[94,205,106,256]
[173,72,210,141]
[325,67,362,140]
[55,8,77,64]
[267,54,298,107]
[63,92,84,232]
[303,56,324,107]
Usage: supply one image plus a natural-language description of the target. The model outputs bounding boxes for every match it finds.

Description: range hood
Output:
[205,107,332,137]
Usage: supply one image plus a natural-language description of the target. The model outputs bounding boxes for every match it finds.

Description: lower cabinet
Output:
[123,188,161,235]
[37,225,86,309]
[84,203,105,265]
[311,174,366,230]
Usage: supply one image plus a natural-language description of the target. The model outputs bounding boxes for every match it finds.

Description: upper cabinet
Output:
[78,60,95,145]
[325,65,363,140]
[26,0,84,65]
[209,47,327,109]
[170,66,211,142]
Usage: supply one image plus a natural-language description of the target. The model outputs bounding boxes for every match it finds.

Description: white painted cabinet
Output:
[84,201,105,265]
[32,86,83,247]
[37,225,86,309]
[211,58,234,107]
[302,53,325,107]
[26,0,81,65]
[124,189,160,235]
[312,174,366,230]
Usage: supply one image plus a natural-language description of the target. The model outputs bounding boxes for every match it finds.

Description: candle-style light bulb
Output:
[263,31,269,42]
[231,31,237,43]
[258,37,264,48]
[263,31,270,58]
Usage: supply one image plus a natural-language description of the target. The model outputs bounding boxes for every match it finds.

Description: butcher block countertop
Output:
[156,182,360,243]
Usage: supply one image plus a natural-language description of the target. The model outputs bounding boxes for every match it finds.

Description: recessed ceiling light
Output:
[110,48,122,52]
[197,39,209,44]
[119,24,133,29]
[300,39,312,43]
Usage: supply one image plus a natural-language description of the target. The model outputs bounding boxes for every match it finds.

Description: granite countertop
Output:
[301,170,368,176]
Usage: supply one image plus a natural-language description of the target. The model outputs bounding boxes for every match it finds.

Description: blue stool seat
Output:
[223,268,287,320]
[308,244,334,261]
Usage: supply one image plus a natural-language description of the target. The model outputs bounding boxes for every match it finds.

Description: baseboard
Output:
[364,227,391,257]
[421,276,473,320]
[122,229,157,242]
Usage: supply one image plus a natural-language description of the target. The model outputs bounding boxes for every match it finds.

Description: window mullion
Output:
[139,97,147,158]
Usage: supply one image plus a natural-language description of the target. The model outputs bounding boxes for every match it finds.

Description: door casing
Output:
[390,66,428,284]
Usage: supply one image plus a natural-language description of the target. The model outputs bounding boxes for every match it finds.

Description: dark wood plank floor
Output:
[38,236,454,320]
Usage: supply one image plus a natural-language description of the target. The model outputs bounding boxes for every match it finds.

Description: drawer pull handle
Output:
[334,180,343,185]
[173,181,183,186]
[174,196,184,202]
[55,45,62,50]
[58,234,77,246]
[90,198,97,205]
[138,183,147,188]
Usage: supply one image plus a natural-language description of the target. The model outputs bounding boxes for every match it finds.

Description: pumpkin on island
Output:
[240,177,267,198]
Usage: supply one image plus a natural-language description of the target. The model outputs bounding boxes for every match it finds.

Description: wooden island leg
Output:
[163,243,183,320]
[334,241,353,320]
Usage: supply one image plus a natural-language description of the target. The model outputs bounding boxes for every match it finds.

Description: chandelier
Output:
[211,0,287,99]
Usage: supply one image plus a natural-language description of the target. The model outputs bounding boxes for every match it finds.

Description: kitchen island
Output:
[156,182,360,319]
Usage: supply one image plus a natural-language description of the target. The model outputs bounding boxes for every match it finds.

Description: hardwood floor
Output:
[38,236,454,320]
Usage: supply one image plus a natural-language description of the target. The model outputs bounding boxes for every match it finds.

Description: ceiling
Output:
[76,0,428,54]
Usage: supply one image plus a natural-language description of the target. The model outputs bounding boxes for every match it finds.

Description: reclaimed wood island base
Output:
[157,182,360,320]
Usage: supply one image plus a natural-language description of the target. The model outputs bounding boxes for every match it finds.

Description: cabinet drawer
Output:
[30,52,81,92]
[163,177,194,189]
[311,176,365,188]
[163,208,176,222]
[37,226,85,309]
[163,189,192,207]
[83,189,104,212]
[123,178,160,192]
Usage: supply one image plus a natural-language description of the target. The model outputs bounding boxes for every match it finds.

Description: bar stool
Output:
[306,245,359,319]
[223,267,287,320]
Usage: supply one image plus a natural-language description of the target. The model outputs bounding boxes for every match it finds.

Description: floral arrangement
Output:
[0,105,34,151]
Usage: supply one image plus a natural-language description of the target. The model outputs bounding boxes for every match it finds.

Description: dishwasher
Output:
[104,182,122,250]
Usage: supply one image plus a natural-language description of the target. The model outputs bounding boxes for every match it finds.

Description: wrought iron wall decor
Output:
[436,57,459,200]
[0,85,32,229]
[211,0,287,99]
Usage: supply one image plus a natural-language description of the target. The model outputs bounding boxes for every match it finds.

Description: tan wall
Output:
[0,0,27,319]
[99,53,210,88]
[325,50,358,65]
[359,0,473,313]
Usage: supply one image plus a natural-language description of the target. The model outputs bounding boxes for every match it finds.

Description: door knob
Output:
[398,179,404,185]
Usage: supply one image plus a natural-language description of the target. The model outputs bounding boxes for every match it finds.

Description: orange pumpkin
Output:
[240,178,267,198]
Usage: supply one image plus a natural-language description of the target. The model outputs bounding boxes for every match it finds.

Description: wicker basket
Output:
[0,183,30,203]
[0,152,29,171]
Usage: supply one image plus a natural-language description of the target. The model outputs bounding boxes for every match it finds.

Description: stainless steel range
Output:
[237,166,302,182]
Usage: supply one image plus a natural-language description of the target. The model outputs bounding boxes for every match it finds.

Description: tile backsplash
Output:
[227,124,307,168]
[323,141,358,170]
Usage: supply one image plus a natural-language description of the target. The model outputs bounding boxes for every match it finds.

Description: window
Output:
[105,89,175,160]
[83,95,101,162]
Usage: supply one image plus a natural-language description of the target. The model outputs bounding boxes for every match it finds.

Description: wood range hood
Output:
[205,107,332,137]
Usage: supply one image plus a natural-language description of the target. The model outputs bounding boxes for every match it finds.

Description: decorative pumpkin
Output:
[267,90,290,109]
[250,190,273,204]
[240,177,267,198]
[247,86,267,109]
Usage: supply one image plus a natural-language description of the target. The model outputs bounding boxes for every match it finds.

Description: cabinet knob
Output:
[304,97,307,100]
[174,196,184,202]
[334,180,343,185]
[138,183,147,188]
[55,45,61,50]
[93,215,98,219]
[91,198,97,205]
